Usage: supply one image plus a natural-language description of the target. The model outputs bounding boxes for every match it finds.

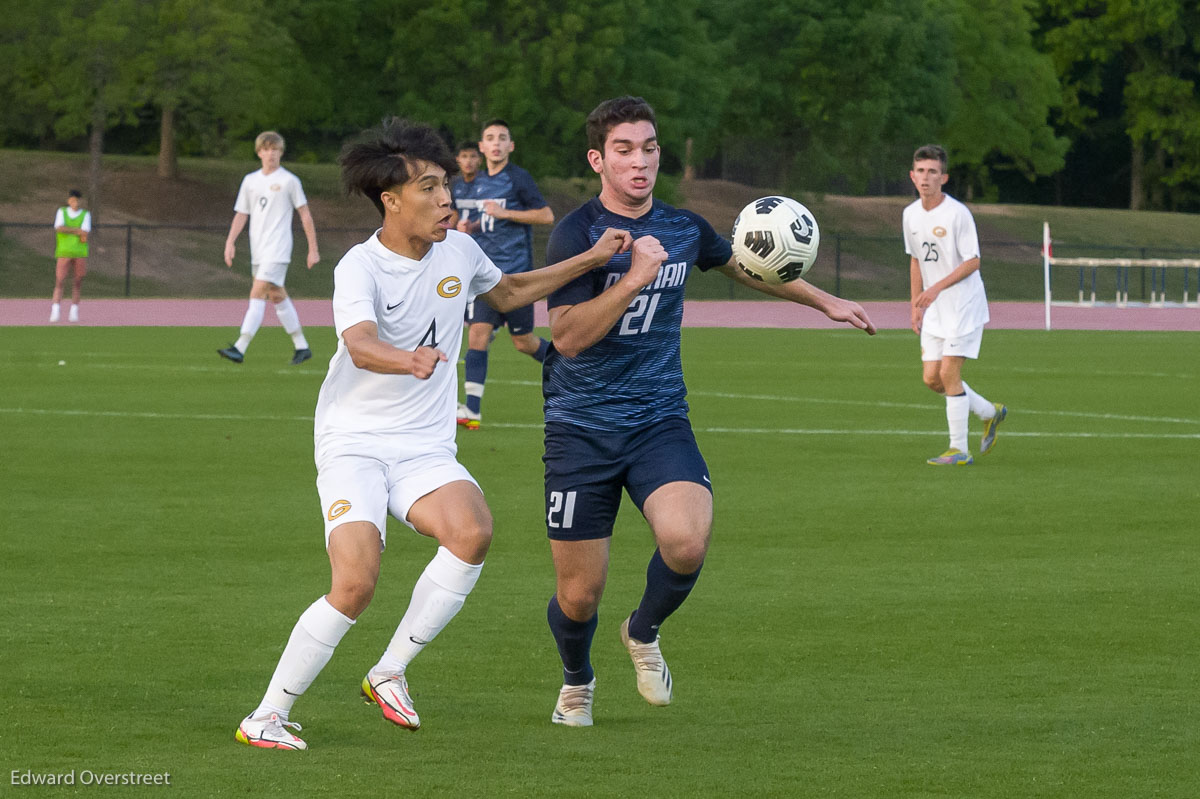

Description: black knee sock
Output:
[628,549,702,643]
[547,595,597,685]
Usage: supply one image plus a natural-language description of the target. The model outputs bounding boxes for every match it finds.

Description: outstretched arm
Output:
[481,228,631,313]
[716,259,876,334]
[224,213,249,267]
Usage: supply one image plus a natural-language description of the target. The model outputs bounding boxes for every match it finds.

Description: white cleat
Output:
[235,713,307,750]
[68,305,79,323]
[361,669,420,730]
[620,616,672,706]
[551,679,595,727]
[49,305,60,323]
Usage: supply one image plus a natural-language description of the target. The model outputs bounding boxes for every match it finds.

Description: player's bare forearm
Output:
[914,256,979,309]
[716,261,875,334]
[550,235,667,357]
[488,205,555,226]
[482,228,631,313]
[298,206,320,268]
[342,321,446,378]
[548,279,645,357]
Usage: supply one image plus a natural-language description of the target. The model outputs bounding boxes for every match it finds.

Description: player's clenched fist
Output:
[590,228,634,261]
[629,235,667,288]
[409,346,447,380]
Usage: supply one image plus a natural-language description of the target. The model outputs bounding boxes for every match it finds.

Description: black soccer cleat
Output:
[291,348,313,366]
[217,344,244,363]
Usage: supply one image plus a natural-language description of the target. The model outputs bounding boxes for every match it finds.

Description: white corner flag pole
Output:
[1042,221,1052,331]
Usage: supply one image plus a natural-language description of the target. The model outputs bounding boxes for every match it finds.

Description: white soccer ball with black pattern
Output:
[730,196,820,285]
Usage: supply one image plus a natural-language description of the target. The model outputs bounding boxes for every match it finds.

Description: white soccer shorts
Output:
[316,450,479,548]
[252,261,290,286]
[921,324,984,361]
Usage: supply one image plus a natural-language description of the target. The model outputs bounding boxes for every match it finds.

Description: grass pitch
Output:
[1,326,1198,797]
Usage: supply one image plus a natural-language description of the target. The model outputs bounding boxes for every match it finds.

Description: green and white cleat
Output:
[927,448,974,466]
[620,616,672,706]
[551,679,595,727]
[980,403,1007,455]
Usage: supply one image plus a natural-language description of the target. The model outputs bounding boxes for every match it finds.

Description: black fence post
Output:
[125,223,133,297]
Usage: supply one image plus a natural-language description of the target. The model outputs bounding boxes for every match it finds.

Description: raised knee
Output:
[924,376,944,393]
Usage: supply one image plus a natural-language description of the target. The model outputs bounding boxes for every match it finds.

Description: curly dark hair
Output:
[339,117,457,217]
[586,96,657,154]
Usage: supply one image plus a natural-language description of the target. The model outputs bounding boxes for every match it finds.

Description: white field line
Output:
[1,407,1198,440]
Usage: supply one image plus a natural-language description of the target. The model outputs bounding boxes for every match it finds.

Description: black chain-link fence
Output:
[3,220,1198,303]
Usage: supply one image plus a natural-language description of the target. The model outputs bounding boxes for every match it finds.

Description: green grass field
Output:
[2,327,1198,797]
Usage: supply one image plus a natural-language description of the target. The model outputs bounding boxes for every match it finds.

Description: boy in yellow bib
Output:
[50,189,90,323]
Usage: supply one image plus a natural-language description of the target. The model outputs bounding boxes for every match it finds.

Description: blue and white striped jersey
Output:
[543,198,732,429]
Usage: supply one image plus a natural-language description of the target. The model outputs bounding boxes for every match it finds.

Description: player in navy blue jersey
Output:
[449,141,481,231]
[453,119,556,430]
[542,96,876,727]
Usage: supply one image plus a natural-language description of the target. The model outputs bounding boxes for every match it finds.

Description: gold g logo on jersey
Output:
[932,226,947,238]
[327,499,351,521]
[437,277,462,298]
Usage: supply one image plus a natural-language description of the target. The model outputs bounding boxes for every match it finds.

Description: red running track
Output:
[1,298,1197,331]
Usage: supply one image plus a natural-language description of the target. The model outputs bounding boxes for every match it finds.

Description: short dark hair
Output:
[913,144,948,168]
[586,96,657,153]
[338,117,457,217]
[480,118,510,137]
[68,189,82,198]
[457,141,480,154]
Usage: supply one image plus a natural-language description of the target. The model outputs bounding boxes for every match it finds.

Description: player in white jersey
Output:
[218,131,321,366]
[235,117,630,751]
[904,144,1006,466]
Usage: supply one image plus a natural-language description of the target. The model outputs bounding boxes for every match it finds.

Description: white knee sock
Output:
[373,547,483,674]
[236,298,267,353]
[273,298,309,350]
[946,393,971,452]
[254,596,354,719]
[961,381,996,419]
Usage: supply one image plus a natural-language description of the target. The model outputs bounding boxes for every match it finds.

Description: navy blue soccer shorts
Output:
[543,416,712,541]
[467,297,535,337]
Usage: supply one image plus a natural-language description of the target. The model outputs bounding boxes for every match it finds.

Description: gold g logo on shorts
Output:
[327,499,352,521]
[932,226,947,238]
[437,276,462,298]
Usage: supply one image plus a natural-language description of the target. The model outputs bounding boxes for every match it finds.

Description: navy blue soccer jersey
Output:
[455,163,547,274]
[450,175,477,224]
[543,197,733,430]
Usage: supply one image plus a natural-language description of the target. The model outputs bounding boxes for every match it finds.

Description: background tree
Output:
[941,0,1068,200]
[1041,0,1200,210]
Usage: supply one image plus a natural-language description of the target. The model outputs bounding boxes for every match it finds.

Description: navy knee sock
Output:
[464,348,488,415]
[628,549,702,643]
[547,595,597,685]
[531,337,550,363]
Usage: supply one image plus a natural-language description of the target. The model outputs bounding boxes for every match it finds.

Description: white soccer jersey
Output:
[54,207,91,232]
[903,193,989,338]
[233,167,308,265]
[314,230,502,462]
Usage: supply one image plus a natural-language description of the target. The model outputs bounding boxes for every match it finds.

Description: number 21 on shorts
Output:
[547,490,577,529]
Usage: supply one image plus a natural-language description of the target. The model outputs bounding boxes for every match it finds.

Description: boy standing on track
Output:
[49,189,90,323]
[218,131,320,366]
[904,144,1006,465]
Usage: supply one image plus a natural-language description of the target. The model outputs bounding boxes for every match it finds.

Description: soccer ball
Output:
[730,196,820,285]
